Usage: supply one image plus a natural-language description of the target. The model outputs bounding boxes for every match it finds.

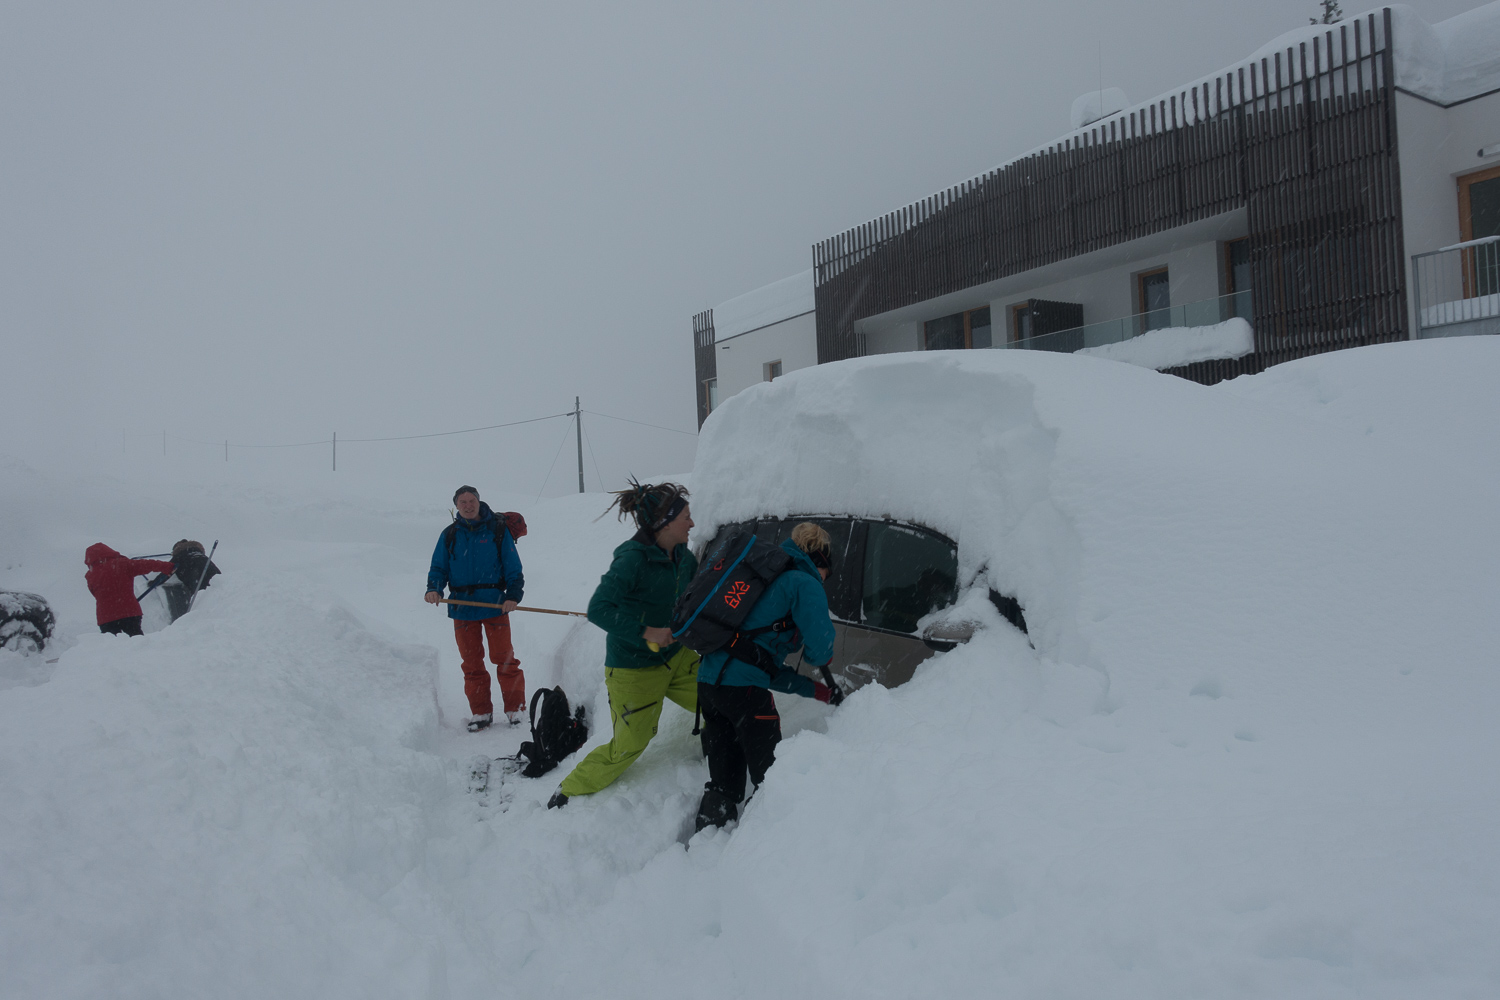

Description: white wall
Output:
[861,233,1234,354]
[855,209,1247,352]
[986,239,1225,342]
[1397,89,1500,334]
[715,311,818,401]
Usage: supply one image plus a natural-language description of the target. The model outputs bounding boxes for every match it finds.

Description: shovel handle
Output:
[435,598,587,618]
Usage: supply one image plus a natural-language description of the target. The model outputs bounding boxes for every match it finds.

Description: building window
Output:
[923,306,991,350]
[704,378,718,414]
[1225,239,1251,319]
[1011,300,1084,351]
[1138,268,1171,331]
[764,360,782,381]
[1459,165,1500,297]
[1459,164,1500,241]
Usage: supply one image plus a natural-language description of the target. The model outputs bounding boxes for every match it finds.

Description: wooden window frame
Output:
[1010,303,1030,343]
[763,360,782,382]
[1136,266,1170,315]
[1458,164,1500,242]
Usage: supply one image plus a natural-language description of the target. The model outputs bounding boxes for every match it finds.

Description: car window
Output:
[861,522,958,633]
[750,517,861,622]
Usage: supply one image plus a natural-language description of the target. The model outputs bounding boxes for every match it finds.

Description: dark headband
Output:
[649,492,689,532]
[453,485,479,504]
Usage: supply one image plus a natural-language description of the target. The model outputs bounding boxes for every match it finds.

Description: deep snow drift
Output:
[4,337,1500,998]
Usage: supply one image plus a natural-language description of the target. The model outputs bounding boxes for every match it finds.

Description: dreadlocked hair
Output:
[604,478,690,534]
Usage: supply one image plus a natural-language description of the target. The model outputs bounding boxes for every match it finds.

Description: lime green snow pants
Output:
[557,646,700,797]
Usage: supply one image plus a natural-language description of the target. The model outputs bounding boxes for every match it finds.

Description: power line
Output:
[536,414,575,501]
[583,409,697,437]
[159,412,570,451]
[342,412,570,443]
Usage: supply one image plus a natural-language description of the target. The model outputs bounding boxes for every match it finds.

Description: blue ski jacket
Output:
[427,503,524,621]
[697,540,837,695]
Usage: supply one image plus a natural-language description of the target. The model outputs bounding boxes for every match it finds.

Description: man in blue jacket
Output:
[425,486,525,732]
[694,522,841,831]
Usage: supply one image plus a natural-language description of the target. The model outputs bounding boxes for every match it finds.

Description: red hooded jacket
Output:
[84,544,175,626]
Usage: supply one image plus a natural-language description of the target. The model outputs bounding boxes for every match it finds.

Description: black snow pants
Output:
[697,681,782,805]
[100,616,143,636]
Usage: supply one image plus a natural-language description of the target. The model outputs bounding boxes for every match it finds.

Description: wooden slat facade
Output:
[693,308,716,428]
[811,9,1406,384]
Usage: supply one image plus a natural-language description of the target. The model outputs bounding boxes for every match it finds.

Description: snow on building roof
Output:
[1246,3,1500,105]
[712,269,815,342]
[1051,3,1500,154]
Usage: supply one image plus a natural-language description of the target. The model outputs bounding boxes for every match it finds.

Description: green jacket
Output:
[587,535,699,669]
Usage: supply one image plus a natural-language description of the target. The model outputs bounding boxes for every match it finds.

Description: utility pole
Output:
[573,397,584,493]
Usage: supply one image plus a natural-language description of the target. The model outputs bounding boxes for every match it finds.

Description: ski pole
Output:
[434,598,587,618]
[184,540,218,614]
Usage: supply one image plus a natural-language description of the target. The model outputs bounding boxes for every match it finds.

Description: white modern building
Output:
[694,4,1500,425]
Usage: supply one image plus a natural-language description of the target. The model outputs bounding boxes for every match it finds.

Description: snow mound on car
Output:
[692,336,1500,683]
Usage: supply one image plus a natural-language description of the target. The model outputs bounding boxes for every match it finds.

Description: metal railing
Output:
[1412,237,1500,340]
[997,289,1253,354]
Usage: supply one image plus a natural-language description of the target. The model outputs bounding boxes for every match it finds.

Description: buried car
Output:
[697,514,1026,693]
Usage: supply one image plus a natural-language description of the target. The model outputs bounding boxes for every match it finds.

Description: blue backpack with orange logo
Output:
[670,527,794,656]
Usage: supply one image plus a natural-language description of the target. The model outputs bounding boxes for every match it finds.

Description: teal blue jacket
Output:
[697,540,837,694]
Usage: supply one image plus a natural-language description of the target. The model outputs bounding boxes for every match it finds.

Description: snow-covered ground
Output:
[3,336,1499,998]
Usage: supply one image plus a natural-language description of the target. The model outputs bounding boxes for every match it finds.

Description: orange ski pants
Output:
[453,616,525,716]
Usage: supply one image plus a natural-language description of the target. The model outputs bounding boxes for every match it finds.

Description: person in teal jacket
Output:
[694,522,841,832]
[550,481,698,808]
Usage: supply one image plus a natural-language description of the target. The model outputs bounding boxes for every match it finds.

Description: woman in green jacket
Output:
[550,481,699,808]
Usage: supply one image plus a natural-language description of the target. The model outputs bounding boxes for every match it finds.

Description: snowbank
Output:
[712,269,815,341]
[5,337,1500,997]
[672,337,1500,996]
[1076,317,1254,369]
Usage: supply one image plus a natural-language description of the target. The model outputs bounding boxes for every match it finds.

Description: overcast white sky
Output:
[0,0,1479,499]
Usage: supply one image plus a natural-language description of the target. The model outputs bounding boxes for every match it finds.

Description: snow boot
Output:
[506,710,522,726]
[547,791,568,809]
[467,713,493,733]
[694,788,738,832]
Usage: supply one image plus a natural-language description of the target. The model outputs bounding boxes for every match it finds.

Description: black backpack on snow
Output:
[670,528,793,657]
[517,687,589,778]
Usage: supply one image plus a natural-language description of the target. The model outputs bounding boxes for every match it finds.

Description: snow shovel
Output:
[434,598,587,618]
[135,574,172,601]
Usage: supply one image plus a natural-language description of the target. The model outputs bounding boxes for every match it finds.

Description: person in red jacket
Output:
[84,544,174,636]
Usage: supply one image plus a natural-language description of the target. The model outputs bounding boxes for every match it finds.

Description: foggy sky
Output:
[0,0,1478,499]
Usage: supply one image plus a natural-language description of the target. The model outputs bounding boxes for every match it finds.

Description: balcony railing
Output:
[998,289,1252,354]
[1412,237,1500,340]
